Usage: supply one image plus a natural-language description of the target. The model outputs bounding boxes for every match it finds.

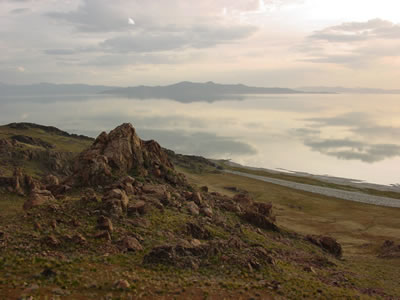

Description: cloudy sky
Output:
[1,0,400,87]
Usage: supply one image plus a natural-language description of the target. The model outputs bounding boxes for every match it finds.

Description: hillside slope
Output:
[0,123,399,299]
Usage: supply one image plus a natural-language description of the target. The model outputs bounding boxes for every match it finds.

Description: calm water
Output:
[1,93,400,185]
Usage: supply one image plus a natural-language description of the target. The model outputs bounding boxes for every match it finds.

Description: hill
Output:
[101,81,305,103]
[0,123,400,299]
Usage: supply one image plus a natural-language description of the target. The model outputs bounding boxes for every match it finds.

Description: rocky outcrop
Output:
[306,235,342,258]
[70,123,184,187]
[23,189,55,210]
[378,240,400,258]
[11,135,54,149]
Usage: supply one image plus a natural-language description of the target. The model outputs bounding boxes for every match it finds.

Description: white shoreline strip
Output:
[225,170,400,208]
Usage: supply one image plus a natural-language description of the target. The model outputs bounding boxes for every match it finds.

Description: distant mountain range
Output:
[299,86,400,94]
[101,81,306,102]
[1,82,398,103]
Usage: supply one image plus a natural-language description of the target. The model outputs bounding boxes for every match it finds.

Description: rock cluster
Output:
[70,123,184,187]
[306,235,343,258]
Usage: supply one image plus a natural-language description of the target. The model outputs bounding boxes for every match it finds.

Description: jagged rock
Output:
[23,189,55,210]
[200,186,209,192]
[46,184,70,199]
[192,192,203,206]
[70,123,176,186]
[80,188,98,202]
[142,184,166,196]
[253,202,273,217]
[186,222,211,240]
[44,174,59,186]
[143,244,205,268]
[240,211,279,232]
[306,235,342,258]
[187,201,200,215]
[233,193,253,208]
[127,200,147,216]
[97,216,113,232]
[11,135,54,149]
[378,240,400,258]
[120,236,143,252]
[102,189,129,216]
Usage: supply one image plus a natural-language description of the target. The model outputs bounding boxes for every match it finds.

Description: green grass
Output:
[0,125,92,153]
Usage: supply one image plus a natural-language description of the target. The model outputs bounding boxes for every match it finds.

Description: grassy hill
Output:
[0,123,399,299]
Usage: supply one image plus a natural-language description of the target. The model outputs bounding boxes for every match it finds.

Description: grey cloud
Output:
[45,49,77,55]
[45,0,135,33]
[305,139,400,163]
[301,19,400,67]
[353,126,400,139]
[10,8,30,14]
[309,19,400,43]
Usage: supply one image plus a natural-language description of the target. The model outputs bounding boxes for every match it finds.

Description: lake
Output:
[1,93,399,185]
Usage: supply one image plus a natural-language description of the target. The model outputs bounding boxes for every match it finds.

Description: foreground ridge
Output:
[1,123,398,299]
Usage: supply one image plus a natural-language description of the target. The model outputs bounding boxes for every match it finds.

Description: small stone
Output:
[127,201,146,215]
[201,207,213,218]
[191,239,202,247]
[200,186,209,192]
[114,279,130,290]
[187,202,199,216]
[97,216,113,232]
[45,234,60,247]
[192,192,203,206]
[94,231,111,241]
[73,233,87,244]
[121,236,143,252]
[50,220,57,230]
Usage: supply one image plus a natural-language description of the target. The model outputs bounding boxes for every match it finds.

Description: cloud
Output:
[99,24,256,53]
[10,7,30,14]
[300,19,400,67]
[304,139,400,163]
[309,19,400,43]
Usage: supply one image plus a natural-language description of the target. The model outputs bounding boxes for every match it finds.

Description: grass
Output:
[0,125,92,154]
[183,170,400,254]
[222,163,400,201]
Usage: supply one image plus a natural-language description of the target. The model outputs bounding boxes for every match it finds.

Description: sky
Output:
[1,0,400,88]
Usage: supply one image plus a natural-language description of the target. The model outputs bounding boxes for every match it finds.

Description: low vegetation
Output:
[0,123,399,299]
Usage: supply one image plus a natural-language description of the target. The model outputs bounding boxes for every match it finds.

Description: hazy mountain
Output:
[101,81,305,102]
[299,86,400,94]
[0,82,115,96]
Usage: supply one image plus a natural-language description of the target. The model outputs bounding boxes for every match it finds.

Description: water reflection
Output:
[1,94,399,184]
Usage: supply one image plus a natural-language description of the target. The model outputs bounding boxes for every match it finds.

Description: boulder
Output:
[120,236,143,252]
[127,200,147,216]
[23,189,55,210]
[240,211,279,232]
[187,202,200,216]
[44,174,59,186]
[306,235,342,258]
